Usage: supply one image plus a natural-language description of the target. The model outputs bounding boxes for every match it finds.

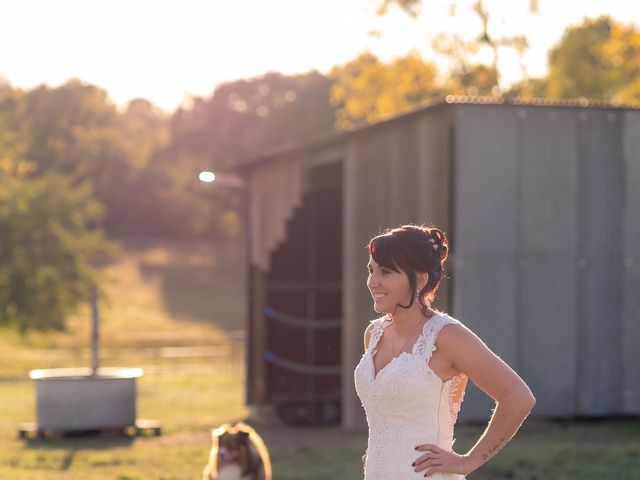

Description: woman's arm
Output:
[449,324,536,474]
[413,324,536,477]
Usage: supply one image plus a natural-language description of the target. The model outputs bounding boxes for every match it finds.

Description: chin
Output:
[373,303,389,314]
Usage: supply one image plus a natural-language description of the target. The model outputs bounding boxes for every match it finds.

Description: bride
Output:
[354,224,536,479]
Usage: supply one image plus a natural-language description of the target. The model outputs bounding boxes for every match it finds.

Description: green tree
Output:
[602,22,640,103]
[13,80,178,238]
[431,32,499,96]
[150,71,337,239]
[0,85,33,177]
[19,79,119,176]
[503,76,549,100]
[375,0,537,94]
[167,70,336,171]
[0,83,118,331]
[330,52,442,129]
[0,173,117,332]
[546,16,640,102]
[546,16,614,100]
[119,98,170,169]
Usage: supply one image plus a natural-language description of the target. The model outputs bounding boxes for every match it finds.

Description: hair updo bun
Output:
[366,224,449,317]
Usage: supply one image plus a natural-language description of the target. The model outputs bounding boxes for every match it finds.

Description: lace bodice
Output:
[354,311,468,479]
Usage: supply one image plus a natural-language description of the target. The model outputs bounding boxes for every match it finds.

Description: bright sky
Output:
[2,0,638,112]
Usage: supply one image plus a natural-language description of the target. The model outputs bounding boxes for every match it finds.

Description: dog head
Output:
[217,429,251,468]
[203,422,271,480]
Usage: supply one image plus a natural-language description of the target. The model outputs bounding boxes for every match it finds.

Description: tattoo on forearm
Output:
[481,437,506,463]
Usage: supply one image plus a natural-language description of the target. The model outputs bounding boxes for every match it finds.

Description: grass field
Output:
[1,236,639,479]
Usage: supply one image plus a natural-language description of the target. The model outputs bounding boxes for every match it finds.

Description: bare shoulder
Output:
[437,319,478,345]
[435,318,491,363]
[434,316,491,364]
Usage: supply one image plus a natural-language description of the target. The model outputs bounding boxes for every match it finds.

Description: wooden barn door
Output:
[263,160,343,424]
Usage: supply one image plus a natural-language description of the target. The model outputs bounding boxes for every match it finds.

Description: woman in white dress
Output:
[354,224,536,479]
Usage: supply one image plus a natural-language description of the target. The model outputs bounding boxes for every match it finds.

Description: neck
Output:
[388,302,431,337]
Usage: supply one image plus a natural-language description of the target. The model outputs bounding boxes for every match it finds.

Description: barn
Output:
[228,96,640,430]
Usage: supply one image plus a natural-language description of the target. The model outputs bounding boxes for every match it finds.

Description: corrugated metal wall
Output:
[519,108,579,417]
[576,109,625,415]
[453,105,521,421]
[622,111,640,415]
[453,104,639,421]
[342,107,453,429]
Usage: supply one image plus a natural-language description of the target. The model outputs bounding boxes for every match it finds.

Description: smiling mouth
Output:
[372,293,387,299]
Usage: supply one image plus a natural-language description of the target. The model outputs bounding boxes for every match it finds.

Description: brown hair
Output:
[366,224,449,317]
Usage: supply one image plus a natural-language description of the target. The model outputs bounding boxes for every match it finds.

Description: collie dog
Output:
[202,422,271,480]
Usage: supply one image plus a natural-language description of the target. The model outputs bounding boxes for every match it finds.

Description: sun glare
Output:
[199,171,216,183]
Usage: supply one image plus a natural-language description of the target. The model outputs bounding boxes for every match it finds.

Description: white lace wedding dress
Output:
[354,311,468,479]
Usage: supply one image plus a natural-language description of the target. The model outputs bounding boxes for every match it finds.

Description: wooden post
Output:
[91,285,100,374]
[250,267,267,404]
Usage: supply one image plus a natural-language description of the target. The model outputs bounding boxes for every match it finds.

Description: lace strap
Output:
[367,315,391,354]
[414,313,461,360]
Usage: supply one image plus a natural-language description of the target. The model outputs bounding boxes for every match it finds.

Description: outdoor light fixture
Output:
[199,171,216,183]
[198,170,246,188]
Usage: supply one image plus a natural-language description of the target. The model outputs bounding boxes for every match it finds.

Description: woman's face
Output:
[367,255,412,314]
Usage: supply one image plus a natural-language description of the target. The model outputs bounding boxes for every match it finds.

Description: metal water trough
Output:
[19,287,160,438]
[29,367,143,432]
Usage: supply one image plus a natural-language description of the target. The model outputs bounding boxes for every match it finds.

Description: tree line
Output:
[1,14,638,331]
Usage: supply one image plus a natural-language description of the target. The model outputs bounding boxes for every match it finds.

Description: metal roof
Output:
[228,94,640,173]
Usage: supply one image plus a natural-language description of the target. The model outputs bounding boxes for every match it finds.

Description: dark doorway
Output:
[264,160,343,425]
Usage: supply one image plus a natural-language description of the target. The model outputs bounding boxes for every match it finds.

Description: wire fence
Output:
[4,332,246,380]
